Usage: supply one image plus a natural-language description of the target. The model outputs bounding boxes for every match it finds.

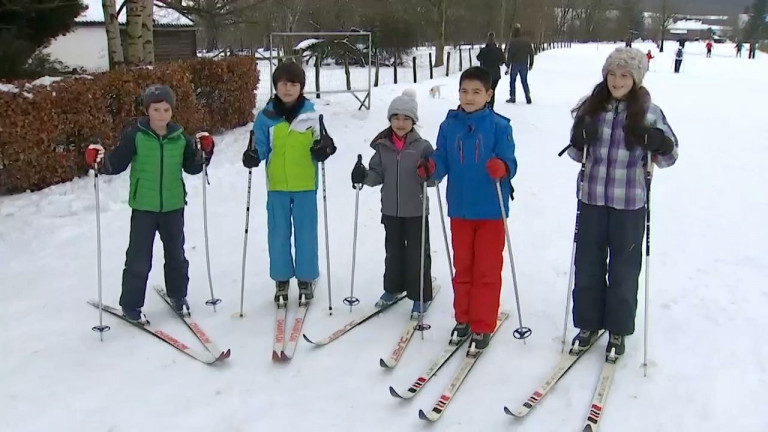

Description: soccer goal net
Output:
[259,31,372,110]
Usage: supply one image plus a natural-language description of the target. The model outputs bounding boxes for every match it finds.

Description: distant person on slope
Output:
[241,61,336,304]
[564,47,678,359]
[86,85,215,323]
[674,45,684,73]
[706,40,713,58]
[350,89,435,315]
[476,31,506,109]
[504,26,535,104]
[417,67,517,355]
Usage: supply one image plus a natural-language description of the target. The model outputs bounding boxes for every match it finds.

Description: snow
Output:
[2,41,767,431]
[29,76,64,87]
[0,83,19,93]
[78,0,193,26]
[295,38,325,50]
[669,19,724,32]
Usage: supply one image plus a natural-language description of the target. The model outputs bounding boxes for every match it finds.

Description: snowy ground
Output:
[1,41,767,431]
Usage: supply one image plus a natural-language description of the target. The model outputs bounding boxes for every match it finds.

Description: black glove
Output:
[242,131,261,168]
[351,154,366,187]
[570,117,598,151]
[311,114,337,162]
[639,127,674,156]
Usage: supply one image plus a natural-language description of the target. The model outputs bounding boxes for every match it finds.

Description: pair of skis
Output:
[273,281,316,362]
[390,312,510,422]
[87,286,230,364]
[504,331,617,431]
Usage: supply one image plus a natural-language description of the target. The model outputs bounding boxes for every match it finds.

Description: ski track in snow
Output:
[1,41,767,431]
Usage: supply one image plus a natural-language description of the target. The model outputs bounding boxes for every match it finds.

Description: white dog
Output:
[429,85,444,99]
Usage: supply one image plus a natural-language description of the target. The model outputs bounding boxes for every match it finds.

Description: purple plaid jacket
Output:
[567,100,678,210]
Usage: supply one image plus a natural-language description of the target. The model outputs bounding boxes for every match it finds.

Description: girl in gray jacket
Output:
[350,89,435,315]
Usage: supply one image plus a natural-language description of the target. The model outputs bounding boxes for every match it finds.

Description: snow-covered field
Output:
[1,41,766,431]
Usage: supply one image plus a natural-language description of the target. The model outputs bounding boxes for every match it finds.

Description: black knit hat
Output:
[272,61,306,92]
[142,84,176,110]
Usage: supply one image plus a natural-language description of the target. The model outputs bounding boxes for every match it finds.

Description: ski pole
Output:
[87,143,110,340]
[435,182,453,279]
[321,160,334,315]
[238,131,255,318]
[416,181,431,338]
[344,175,362,312]
[561,147,589,353]
[643,152,655,377]
[495,180,531,342]
[197,134,220,311]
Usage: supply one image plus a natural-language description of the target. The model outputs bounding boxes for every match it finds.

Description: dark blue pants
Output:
[572,203,646,336]
[509,63,530,101]
[120,209,189,309]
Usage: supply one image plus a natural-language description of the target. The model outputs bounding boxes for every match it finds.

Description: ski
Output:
[153,287,231,361]
[302,292,408,346]
[273,299,288,361]
[418,312,509,422]
[280,281,317,361]
[582,358,617,432]
[380,284,442,369]
[503,331,606,418]
[388,335,470,400]
[87,300,224,364]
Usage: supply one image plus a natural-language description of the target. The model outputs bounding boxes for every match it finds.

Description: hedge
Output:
[0,56,259,195]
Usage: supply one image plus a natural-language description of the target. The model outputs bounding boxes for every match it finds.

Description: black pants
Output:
[572,203,646,336]
[489,77,500,109]
[120,209,189,309]
[382,215,433,302]
[674,59,682,73]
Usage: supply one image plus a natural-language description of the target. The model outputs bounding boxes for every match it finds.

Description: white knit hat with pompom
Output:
[387,88,418,123]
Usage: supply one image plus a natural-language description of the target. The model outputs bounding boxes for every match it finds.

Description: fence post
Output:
[315,56,321,99]
[412,56,417,83]
[374,50,380,87]
[446,51,451,77]
[468,47,472,67]
[394,53,398,84]
[459,47,463,70]
[429,52,434,79]
[344,57,351,90]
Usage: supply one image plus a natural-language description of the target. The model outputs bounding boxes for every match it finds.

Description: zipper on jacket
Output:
[159,137,165,212]
[475,139,480,163]
[604,103,620,204]
[396,151,400,217]
[459,139,464,164]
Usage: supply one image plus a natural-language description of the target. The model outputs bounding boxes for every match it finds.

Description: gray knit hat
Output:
[142,84,176,110]
[387,88,418,123]
[602,47,647,87]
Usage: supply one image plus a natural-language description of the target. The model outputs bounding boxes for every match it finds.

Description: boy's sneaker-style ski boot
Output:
[570,329,600,354]
[375,291,399,308]
[410,300,431,317]
[169,297,189,316]
[298,280,314,302]
[450,322,470,345]
[274,280,289,304]
[606,333,625,361]
[468,332,491,356]
[121,306,148,325]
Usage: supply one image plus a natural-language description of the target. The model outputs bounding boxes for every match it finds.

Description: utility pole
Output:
[500,0,506,43]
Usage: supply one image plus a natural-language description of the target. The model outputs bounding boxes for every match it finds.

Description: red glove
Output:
[486,158,508,180]
[85,144,104,166]
[417,158,435,180]
[196,132,215,152]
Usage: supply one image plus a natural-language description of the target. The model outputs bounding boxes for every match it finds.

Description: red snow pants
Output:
[450,218,505,334]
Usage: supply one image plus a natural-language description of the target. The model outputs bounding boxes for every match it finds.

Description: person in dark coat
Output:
[504,26,535,104]
[476,32,506,109]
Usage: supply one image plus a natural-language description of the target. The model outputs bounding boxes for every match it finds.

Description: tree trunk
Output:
[126,0,144,65]
[142,0,154,64]
[433,0,446,68]
[102,0,124,68]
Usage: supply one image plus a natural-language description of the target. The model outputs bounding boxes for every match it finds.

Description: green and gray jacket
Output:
[103,117,205,212]
[364,128,435,218]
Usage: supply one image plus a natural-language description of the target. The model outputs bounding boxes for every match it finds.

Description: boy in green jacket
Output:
[87,84,214,323]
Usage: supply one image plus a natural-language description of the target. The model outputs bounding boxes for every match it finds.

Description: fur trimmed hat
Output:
[387,88,418,123]
[602,47,647,87]
[142,84,176,110]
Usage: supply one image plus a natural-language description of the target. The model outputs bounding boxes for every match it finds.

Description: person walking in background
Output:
[504,25,535,104]
[736,41,743,58]
[476,32,506,109]
[705,40,713,58]
[674,45,684,73]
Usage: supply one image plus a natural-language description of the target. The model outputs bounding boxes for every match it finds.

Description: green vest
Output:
[128,123,188,212]
[266,122,317,191]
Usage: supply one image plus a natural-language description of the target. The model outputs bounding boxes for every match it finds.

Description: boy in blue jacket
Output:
[418,66,517,353]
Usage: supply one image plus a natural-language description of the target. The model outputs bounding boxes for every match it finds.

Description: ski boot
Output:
[449,322,470,345]
[468,332,491,356]
[570,329,600,355]
[298,280,314,303]
[274,280,289,305]
[605,333,625,362]
[410,300,431,318]
[169,297,190,316]
[121,306,148,325]
[375,291,398,308]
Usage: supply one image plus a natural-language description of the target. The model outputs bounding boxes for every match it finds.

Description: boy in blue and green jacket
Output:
[242,62,336,303]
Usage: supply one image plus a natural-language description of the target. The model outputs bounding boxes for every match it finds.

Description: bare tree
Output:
[125,0,144,64]
[422,0,449,67]
[142,0,154,64]
[654,0,679,52]
[102,0,124,68]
